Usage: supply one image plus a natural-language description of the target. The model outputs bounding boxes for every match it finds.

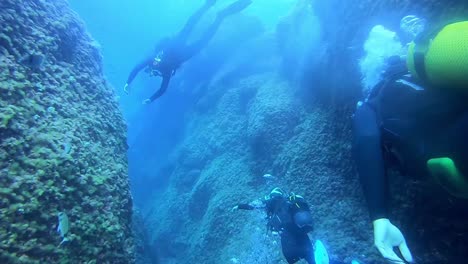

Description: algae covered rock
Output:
[140,64,370,263]
[0,0,134,263]
[136,1,468,263]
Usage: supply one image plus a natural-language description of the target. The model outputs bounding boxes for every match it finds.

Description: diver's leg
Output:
[217,0,252,18]
[176,0,216,43]
[298,234,315,264]
[181,16,223,61]
[181,0,252,61]
[280,232,301,264]
[148,76,171,102]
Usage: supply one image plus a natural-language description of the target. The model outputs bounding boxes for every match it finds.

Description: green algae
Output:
[0,0,134,262]
[0,105,17,128]
[91,174,108,186]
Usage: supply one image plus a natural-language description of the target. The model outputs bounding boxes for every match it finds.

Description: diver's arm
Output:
[148,75,171,102]
[237,204,255,210]
[126,56,153,85]
[352,103,387,220]
[353,103,413,263]
[233,199,266,211]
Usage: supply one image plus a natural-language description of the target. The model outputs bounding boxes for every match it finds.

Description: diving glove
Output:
[373,218,413,263]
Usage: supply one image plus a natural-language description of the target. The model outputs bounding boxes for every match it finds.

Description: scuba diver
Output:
[124,0,253,104]
[353,20,468,264]
[233,187,358,264]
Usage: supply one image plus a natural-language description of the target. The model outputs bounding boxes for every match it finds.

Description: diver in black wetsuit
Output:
[124,0,252,104]
[353,21,468,264]
[233,188,352,264]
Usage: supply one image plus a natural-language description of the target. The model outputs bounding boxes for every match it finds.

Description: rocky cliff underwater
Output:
[0,0,134,263]
[2,0,466,263]
[135,1,468,264]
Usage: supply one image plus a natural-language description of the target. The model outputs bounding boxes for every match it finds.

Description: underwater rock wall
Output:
[142,1,468,264]
[144,70,375,263]
[0,0,134,263]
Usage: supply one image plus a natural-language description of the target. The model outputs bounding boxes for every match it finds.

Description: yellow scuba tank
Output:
[407,21,468,91]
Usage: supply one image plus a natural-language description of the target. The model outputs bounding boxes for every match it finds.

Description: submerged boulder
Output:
[125,1,468,264]
[0,0,134,263]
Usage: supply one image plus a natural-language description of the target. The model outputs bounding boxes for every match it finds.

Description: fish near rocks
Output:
[18,53,45,70]
[57,212,70,246]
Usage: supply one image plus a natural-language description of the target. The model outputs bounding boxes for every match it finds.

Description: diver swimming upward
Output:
[124,0,253,104]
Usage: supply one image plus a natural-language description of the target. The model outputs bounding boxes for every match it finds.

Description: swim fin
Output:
[314,240,330,264]
[218,0,252,17]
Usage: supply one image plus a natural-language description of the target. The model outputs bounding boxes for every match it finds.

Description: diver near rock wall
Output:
[353,20,468,263]
[233,188,359,264]
[123,0,252,104]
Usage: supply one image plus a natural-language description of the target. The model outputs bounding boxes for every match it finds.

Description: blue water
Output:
[69,0,299,203]
[62,1,468,263]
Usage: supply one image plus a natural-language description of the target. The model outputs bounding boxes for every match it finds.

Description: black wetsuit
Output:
[238,196,315,264]
[238,196,347,264]
[126,0,251,103]
[352,60,468,220]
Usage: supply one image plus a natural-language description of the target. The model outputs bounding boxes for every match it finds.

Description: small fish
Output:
[57,212,70,246]
[263,173,275,180]
[61,140,72,157]
[19,53,45,69]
